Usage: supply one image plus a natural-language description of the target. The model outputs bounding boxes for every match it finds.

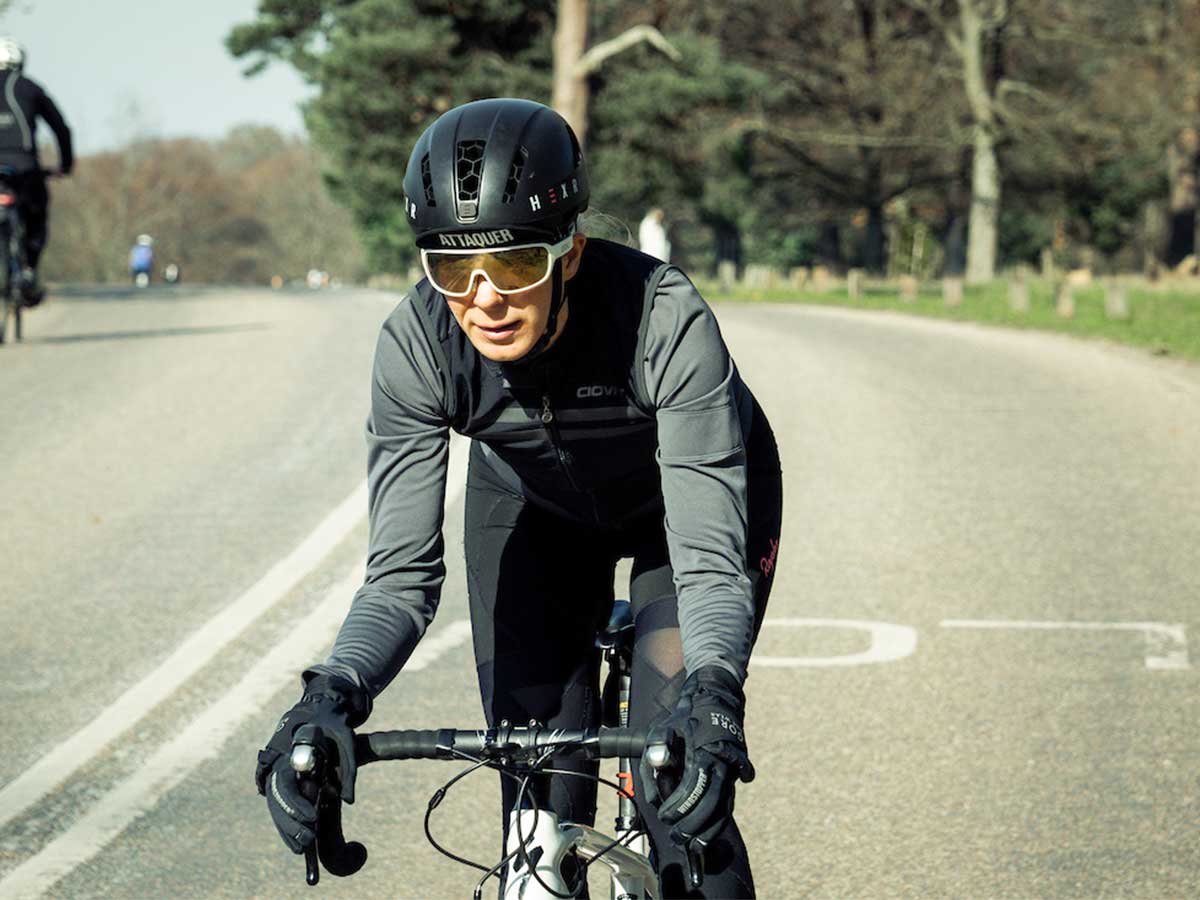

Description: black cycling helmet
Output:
[402,98,589,249]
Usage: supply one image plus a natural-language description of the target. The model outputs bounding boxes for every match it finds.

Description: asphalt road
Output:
[1,285,1198,899]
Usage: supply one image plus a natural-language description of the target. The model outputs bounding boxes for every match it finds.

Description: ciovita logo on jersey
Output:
[575,384,625,400]
[529,178,580,212]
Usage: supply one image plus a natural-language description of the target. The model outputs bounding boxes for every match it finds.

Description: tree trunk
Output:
[817,222,843,268]
[1165,125,1199,268]
[863,202,887,274]
[714,220,742,274]
[960,0,999,284]
[552,0,590,147]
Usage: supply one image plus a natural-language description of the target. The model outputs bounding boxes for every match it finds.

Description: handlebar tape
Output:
[315,781,368,878]
[596,729,648,759]
[356,728,647,764]
[356,729,460,763]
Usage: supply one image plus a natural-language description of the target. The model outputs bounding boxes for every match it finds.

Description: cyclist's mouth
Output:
[478,321,519,339]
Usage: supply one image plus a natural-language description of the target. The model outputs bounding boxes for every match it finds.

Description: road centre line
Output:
[0,434,471,898]
[0,568,473,899]
[0,434,467,837]
[940,619,1190,670]
[0,479,367,834]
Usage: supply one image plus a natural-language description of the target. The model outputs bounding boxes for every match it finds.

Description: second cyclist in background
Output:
[0,37,72,306]
[130,234,154,287]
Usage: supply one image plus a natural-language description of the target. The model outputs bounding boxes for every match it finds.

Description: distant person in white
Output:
[638,207,670,262]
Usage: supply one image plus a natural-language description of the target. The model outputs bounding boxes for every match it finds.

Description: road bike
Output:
[290,600,701,899]
[0,166,52,346]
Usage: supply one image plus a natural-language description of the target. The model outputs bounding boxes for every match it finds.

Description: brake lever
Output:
[685,839,706,891]
[291,724,369,885]
[646,740,705,890]
[291,728,325,885]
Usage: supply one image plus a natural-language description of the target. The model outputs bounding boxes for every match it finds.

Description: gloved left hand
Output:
[254,672,371,854]
[639,665,754,848]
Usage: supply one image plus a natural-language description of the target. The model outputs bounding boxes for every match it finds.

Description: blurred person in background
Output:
[638,206,671,263]
[0,37,72,306]
[130,234,154,287]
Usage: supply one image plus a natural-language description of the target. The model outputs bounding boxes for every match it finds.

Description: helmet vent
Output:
[456,140,486,204]
[420,154,436,207]
[502,147,528,204]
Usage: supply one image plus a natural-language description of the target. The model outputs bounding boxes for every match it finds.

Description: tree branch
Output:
[903,0,963,56]
[994,77,1058,108]
[730,116,962,150]
[979,0,1009,33]
[573,24,682,77]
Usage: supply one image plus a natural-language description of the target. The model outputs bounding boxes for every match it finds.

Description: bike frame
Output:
[501,601,656,899]
[0,173,28,344]
[502,808,656,900]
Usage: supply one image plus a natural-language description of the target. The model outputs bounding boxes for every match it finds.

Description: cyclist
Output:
[129,234,153,286]
[256,98,783,898]
[0,38,72,306]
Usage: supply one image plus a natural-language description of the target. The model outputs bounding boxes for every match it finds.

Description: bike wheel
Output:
[12,225,25,341]
[0,231,9,346]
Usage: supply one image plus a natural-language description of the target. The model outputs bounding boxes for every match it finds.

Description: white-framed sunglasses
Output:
[420,233,575,298]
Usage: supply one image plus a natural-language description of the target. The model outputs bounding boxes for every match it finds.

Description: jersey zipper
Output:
[539,391,585,494]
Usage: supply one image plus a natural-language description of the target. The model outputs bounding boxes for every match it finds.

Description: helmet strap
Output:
[511,259,566,364]
[544,260,566,341]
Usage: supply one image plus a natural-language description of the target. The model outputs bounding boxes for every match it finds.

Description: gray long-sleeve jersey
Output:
[314,239,761,697]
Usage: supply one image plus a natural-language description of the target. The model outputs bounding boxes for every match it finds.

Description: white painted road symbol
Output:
[751,618,1190,670]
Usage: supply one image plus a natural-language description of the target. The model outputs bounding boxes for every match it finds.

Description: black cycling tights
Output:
[463,423,782,899]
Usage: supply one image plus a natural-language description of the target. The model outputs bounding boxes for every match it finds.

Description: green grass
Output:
[696,277,1200,363]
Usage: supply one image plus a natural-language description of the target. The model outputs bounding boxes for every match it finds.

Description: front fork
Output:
[607,643,646,857]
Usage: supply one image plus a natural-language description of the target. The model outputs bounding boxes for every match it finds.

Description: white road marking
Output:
[0,576,472,899]
[0,435,472,899]
[0,479,369,834]
[750,618,919,667]
[939,619,1190,670]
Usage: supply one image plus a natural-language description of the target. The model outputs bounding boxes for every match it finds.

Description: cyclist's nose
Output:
[472,276,506,309]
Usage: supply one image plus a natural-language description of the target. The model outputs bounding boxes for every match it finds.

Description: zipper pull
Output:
[541,394,554,424]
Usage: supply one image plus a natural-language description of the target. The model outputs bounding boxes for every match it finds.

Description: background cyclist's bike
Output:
[0,166,53,345]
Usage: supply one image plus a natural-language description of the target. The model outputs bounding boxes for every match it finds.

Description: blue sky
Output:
[1,0,314,154]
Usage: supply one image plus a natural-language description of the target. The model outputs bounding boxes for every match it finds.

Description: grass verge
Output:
[696,278,1200,364]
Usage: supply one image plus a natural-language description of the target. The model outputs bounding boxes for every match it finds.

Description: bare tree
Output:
[904,0,1007,283]
[699,0,961,273]
[551,0,680,147]
[43,129,365,284]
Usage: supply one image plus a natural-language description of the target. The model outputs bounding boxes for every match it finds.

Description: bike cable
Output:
[511,748,586,899]
[421,745,645,899]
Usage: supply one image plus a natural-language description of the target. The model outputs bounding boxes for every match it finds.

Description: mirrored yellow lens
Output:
[425,253,483,295]
[484,247,551,291]
[424,245,552,295]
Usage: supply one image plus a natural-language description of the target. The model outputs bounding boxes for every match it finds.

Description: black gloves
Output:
[639,665,755,847]
[255,673,371,854]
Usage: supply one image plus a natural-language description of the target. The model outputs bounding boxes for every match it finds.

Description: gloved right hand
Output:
[254,672,371,854]
[639,665,755,848]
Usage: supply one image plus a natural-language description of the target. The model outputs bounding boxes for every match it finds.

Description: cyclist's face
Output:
[445,235,587,362]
